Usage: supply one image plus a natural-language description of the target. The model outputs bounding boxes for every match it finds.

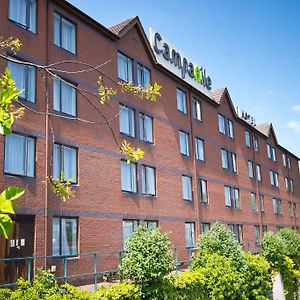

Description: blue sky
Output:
[69,0,300,157]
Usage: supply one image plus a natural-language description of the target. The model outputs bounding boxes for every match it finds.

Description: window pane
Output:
[53,144,61,179]
[193,99,201,120]
[182,176,192,200]
[224,186,231,206]
[123,220,135,248]
[54,13,61,46]
[200,180,208,203]
[27,66,36,102]
[195,138,204,161]
[4,134,26,175]
[26,137,35,177]
[61,18,76,53]
[61,218,77,255]
[218,114,225,134]
[179,131,189,156]
[120,105,130,134]
[143,67,151,86]
[221,149,228,169]
[121,161,131,191]
[177,89,186,113]
[185,223,195,248]
[53,79,61,111]
[248,161,254,178]
[245,131,250,147]
[141,165,146,194]
[61,81,76,116]
[52,218,60,256]
[147,167,155,195]
[8,61,26,98]
[228,120,234,138]
[9,0,27,27]
[29,0,37,32]
[63,146,77,182]
[234,189,240,208]
[256,164,261,181]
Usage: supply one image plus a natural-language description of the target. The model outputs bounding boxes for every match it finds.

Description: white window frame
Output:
[251,192,257,212]
[245,130,251,148]
[192,98,202,121]
[248,161,254,178]
[224,186,240,208]
[259,194,265,212]
[199,179,208,204]
[137,64,150,87]
[256,164,261,182]
[218,113,226,134]
[253,136,259,152]
[185,222,195,248]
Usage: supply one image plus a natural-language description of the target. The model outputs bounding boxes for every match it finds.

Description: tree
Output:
[0,36,162,237]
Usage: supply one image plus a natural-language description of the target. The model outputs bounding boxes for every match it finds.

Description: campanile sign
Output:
[149,28,212,98]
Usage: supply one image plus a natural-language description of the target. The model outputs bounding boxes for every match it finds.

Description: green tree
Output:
[119,225,174,283]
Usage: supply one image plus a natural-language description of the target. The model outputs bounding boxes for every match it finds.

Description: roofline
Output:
[53,0,119,40]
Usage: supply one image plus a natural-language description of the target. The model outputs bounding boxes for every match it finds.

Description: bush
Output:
[192,251,246,300]
[243,253,272,300]
[4,269,90,300]
[194,222,246,271]
[93,282,142,300]
[173,271,206,300]
[278,228,300,268]
[0,289,12,300]
[119,225,174,283]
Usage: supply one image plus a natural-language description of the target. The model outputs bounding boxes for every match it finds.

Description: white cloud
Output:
[292,105,300,112]
[287,121,300,133]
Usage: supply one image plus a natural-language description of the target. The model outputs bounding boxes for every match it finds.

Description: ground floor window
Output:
[52,217,78,256]
[185,222,195,248]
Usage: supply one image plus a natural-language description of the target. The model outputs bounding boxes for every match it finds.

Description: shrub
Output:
[243,253,272,300]
[0,288,12,300]
[278,228,300,268]
[192,251,246,300]
[194,222,246,271]
[119,225,174,283]
[93,282,142,300]
[173,271,206,300]
[6,269,90,300]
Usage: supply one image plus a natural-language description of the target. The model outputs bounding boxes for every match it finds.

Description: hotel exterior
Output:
[0,0,299,284]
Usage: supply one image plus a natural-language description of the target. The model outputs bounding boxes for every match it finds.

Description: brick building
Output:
[0,0,299,284]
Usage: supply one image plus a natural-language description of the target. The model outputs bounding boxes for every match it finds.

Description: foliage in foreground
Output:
[119,225,174,283]
[262,230,300,300]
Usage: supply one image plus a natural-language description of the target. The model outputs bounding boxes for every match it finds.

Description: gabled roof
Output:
[108,17,137,36]
[255,123,271,136]
[211,87,226,104]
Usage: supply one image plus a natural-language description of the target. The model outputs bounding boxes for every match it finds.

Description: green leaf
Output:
[0,186,25,201]
[0,214,13,239]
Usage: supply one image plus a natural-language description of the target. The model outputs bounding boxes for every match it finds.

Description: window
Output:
[221,149,237,173]
[201,223,210,234]
[256,164,262,182]
[290,179,294,193]
[53,79,76,116]
[259,194,265,213]
[54,13,76,54]
[177,89,187,113]
[254,225,260,244]
[121,161,137,193]
[139,113,153,143]
[287,157,292,169]
[53,144,77,183]
[141,165,156,196]
[224,186,240,208]
[227,119,234,138]
[182,175,192,201]
[52,217,78,256]
[262,226,268,235]
[192,98,202,121]
[199,179,208,204]
[253,136,259,152]
[273,198,282,215]
[123,220,138,248]
[251,193,257,212]
[117,52,133,82]
[195,138,204,161]
[4,133,35,177]
[288,203,296,218]
[285,177,289,191]
[282,153,287,167]
[270,170,279,187]
[7,59,36,102]
[245,130,251,148]
[8,0,36,33]
[185,222,195,248]
[218,114,226,134]
[119,104,135,137]
[137,64,150,87]
[248,161,254,178]
[146,220,158,229]
[267,144,276,162]
[228,224,243,244]
[179,131,189,156]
